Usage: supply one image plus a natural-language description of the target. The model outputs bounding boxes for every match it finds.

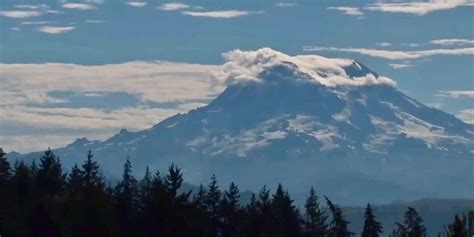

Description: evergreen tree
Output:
[193,184,207,210]
[402,207,427,237]
[221,182,242,237]
[80,150,105,190]
[115,157,139,237]
[66,164,82,196]
[138,166,152,209]
[36,148,65,196]
[0,148,11,186]
[205,174,222,236]
[325,196,352,237]
[448,215,467,237]
[266,184,301,237]
[242,187,271,237]
[303,187,327,237]
[362,203,383,237]
[74,150,115,237]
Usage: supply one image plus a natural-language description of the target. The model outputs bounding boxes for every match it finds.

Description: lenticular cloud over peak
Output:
[216,47,396,87]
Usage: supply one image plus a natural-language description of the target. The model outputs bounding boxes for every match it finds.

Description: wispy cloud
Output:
[431,38,474,46]
[11,27,21,31]
[376,42,392,47]
[275,2,297,7]
[436,90,474,98]
[84,19,105,23]
[328,7,363,16]
[125,1,148,8]
[389,63,414,69]
[0,61,220,152]
[14,4,49,10]
[158,2,190,11]
[62,3,96,10]
[37,26,76,34]
[304,46,474,60]
[364,0,474,15]
[0,10,42,18]
[22,21,52,25]
[182,10,263,18]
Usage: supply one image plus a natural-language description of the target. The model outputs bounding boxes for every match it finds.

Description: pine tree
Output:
[115,157,139,237]
[402,207,427,237]
[36,148,65,196]
[221,182,242,237]
[303,187,327,237]
[75,150,114,237]
[325,196,352,237]
[138,166,152,211]
[362,203,383,237]
[80,150,105,190]
[448,215,466,237]
[0,148,11,186]
[266,184,301,237]
[67,164,82,196]
[193,184,207,210]
[205,174,222,236]
[165,163,185,199]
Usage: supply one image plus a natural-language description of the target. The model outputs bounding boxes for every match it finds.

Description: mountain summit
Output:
[12,48,474,205]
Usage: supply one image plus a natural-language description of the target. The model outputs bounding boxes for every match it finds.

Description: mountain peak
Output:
[216,48,395,87]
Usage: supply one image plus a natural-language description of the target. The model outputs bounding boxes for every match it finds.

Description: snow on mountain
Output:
[10,48,474,205]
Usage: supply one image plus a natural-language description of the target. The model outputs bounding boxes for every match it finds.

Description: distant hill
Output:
[342,199,474,236]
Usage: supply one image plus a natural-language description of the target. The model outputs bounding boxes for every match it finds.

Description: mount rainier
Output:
[10,48,474,205]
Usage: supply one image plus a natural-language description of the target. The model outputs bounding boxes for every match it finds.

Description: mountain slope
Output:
[10,48,474,205]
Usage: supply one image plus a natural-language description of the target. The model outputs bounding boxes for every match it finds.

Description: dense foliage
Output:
[0,148,472,237]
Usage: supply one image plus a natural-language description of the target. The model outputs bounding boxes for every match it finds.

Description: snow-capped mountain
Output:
[11,48,474,205]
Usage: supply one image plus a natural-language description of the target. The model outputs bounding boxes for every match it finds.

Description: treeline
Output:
[0,148,472,237]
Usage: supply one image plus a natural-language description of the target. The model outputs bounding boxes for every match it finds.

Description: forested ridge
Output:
[0,148,472,237]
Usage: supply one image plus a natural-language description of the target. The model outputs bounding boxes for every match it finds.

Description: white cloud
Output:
[217,48,396,87]
[14,4,49,10]
[437,90,474,98]
[376,42,392,47]
[431,38,474,46]
[364,0,474,15]
[0,10,42,18]
[457,109,474,124]
[62,3,96,10]
[304,46,474,60]
[36,26,76,34]
[125,1,148,8]
[158,2,190,11]
[328,7,363,16]
[0,61,221,152]
[275,2,297,7]
[401,43,421,47]
[389,63,414,69]
[182,10,263,18]
[22,21,52,25]
[0,61,220,106]
[84,19,105,23]
[11,27,21,31]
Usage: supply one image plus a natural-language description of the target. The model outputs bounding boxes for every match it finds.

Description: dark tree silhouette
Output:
[362,203,383,237]
[447,215,467,237]
[303,187,327,237]
[0,148,11,186]
[221,182,242,237]
[205,174,222,236]
[325,196,352,237]
[115,157,139,237]
[36,148,65,196]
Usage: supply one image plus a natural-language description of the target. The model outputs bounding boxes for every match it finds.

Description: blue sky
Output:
[0,0,473,152]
